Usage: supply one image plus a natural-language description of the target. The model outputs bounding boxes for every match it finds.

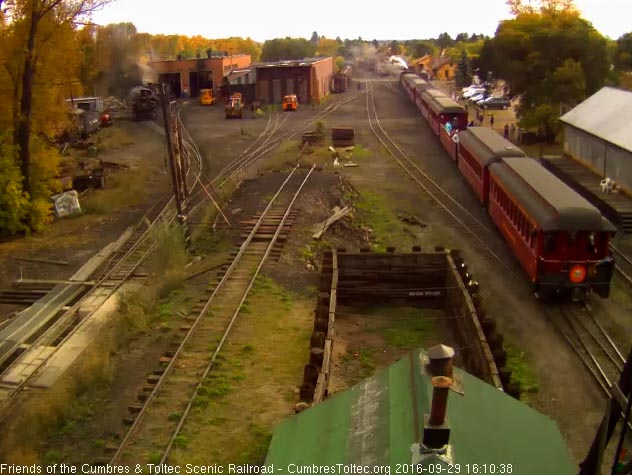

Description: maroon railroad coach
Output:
[488,158,615,299]
[456,127,525,205]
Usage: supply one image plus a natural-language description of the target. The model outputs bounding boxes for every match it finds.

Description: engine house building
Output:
[149,52,251,98]
[255,57,333,104]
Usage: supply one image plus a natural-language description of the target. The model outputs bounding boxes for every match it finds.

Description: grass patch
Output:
[168,412,182,422]
[369,307,436,348]
[353,191,401,252]
[241,344,255,354]
[238,423,272,464]
[81,169,148,214]
[505,343,540,399]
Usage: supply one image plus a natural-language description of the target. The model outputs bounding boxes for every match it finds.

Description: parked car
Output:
[462,88,485,99]
[470,93,487,103]
[480,96,512,110]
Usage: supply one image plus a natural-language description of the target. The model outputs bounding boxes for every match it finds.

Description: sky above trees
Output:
[91,0,631,41]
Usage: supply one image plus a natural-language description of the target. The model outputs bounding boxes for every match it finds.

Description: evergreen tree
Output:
[455,50,472,87]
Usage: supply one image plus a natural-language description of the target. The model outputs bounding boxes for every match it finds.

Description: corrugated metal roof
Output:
[560,86,632,153]
[265,349,575,473]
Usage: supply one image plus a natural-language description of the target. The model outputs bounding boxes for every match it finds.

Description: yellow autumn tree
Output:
[0,0,108,234]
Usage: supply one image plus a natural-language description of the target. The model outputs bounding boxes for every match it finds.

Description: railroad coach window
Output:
[544,233,555,253]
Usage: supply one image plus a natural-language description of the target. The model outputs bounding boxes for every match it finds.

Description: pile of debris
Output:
[103,96,130,119]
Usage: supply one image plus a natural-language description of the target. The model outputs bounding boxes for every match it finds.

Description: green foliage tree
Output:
[614,32,632,71]
[406,40,436,59]
[478,11,608,140]
[455,50,472,87]
[310,31,319,45]
[390,40,401,55]
[436,32,454,50]
[372,39,379,49]
[455,33,469,43]
[261,38,316,61]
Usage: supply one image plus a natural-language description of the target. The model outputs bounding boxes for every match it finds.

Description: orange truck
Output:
[282,94,298,111]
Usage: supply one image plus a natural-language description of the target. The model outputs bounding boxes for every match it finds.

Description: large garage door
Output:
[286,79,294,95]
[272,79,282,103]
[259,80,269,102]
[297,79,308,104]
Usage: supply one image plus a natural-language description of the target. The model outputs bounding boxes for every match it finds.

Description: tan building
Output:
[255,57,334,104]
[431,57,457,81]
[149,53,251,98]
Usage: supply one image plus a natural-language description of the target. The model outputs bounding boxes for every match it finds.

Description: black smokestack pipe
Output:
[429,376,452,426]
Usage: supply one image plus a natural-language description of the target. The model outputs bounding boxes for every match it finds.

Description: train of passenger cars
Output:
[399,71,616,299]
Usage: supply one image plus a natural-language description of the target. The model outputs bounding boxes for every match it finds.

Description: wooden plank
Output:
[313,373,326,404]
[322,339,332,375]
[312,206,350,240]
[13,257,69,266]
[14,278,96,286]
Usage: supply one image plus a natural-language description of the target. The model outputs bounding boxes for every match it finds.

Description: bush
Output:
[0,134,29,236]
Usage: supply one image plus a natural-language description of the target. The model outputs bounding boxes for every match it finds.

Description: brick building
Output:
[255,57,333,104]
[149,53,251,98]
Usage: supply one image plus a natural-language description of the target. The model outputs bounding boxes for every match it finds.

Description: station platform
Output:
[540,155,632,233]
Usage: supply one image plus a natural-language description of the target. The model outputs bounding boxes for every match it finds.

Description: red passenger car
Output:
[419,89,445,121]
[423,93,467,135]
[457,127,525,204]
[488,157,615,299]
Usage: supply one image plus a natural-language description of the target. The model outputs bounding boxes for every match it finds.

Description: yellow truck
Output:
[199,88,216,105]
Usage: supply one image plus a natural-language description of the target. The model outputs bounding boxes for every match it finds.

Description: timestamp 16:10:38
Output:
[395,463,513,474]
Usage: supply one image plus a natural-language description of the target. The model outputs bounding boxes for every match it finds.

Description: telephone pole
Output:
[160,83,191,248]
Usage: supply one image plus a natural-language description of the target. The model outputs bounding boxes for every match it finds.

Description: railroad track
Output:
[109,164,315,464]
[611,244,632,289]
[365,80,509,269]
[209,91,366,188]
[0,105,206,413]
[550,302,631,430]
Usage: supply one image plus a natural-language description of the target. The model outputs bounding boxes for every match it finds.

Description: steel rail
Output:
[0,104,205,413]
[549,304,632,431]
[109,164,304,463]
[611,244,632,287]
[160,164,316,463]
[365,81,507,268]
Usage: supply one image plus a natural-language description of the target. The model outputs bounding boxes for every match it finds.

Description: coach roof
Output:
[458,127,525,166]
[490,158,615,232]
[426,95,465,115]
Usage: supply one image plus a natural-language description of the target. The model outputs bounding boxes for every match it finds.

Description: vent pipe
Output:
[429,376,451,426]
[427,343,455,377]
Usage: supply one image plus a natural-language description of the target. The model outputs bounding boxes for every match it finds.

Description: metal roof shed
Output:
[560,86,632,154]
[559,87,632,192]
[265,349,575,473]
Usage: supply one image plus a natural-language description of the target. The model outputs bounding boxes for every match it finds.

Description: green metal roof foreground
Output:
[265,349,575,474]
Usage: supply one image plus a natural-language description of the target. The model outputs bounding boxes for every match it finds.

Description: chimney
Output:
[176,54,182,61]
[207,49,212,59]
[423,376,452,449]
[427,343,455,377]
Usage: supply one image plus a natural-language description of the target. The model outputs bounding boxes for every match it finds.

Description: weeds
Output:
[168,412,182,422]
[505,343,540,399]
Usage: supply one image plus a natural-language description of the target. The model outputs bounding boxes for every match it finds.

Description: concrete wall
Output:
[564,125,632,192]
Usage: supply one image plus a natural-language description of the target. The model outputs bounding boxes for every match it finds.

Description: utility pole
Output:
[160,83,191,248]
